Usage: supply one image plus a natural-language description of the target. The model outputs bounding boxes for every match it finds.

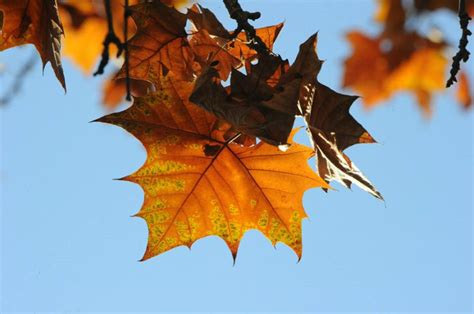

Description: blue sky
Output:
[1,0,472,312]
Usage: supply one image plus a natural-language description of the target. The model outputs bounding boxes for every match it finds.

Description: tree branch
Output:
[222,0,269,54]
[446,0,472,87]
[94,0,123,76]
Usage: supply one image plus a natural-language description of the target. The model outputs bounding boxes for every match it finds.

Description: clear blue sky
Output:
[1,0,472,312]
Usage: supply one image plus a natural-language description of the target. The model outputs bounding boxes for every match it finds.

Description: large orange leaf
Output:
[0,0,65,88]
[97,74,328,260]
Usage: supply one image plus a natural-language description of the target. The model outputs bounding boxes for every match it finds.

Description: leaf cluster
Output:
[95,1,383,260]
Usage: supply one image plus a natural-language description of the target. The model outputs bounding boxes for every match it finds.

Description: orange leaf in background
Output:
[343,31,447,116]
[97,74,328,260]
[346,0,473,115]
[102,73,152,109]
[374,0,405,36]
[343,32,390,106]
[59,4,105,73]
[0,0,65,88]
[59,0,138,74]
[457,71,473,109]
[386,47,447,117]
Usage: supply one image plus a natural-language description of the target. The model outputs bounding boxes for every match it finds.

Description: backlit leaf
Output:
[97,74,328,260]
[0,0,65,88]
[120,1,194,83]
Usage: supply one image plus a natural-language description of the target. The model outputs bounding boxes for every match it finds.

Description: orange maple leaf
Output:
[97,74,328,261]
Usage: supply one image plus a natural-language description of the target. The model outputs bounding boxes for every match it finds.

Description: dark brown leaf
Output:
[190,64,294,146]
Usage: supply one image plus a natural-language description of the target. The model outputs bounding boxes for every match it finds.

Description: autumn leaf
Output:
[97,74,328,260]
[306,83,381,199]
[189,3,284,62]
[283,34,381,199]
[228,22,284,61]
[343,31,448,116]
[120,1,194,83]
[268,34,322,116]
[188,5,284,80]
[188,29,242,81]
[456,71,473,109]
[190,61,295,146]
[0,0,65,88]
[102,72,152,109]
[59,2,106,73]
[59,0,139,74]
[386,47,447,117]
[187,4,231,39]
[347,0,474,114]
[374,0,406,37]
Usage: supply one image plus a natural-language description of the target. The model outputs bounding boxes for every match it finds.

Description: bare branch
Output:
[446,0,472,87]
[94,0,123,76]
[222,0,269,54]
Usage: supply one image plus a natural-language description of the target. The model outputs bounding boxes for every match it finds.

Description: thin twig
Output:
[94,0,123,76]
[123,0,131,101]
[446,0,472,87]
[222,0,269,54]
